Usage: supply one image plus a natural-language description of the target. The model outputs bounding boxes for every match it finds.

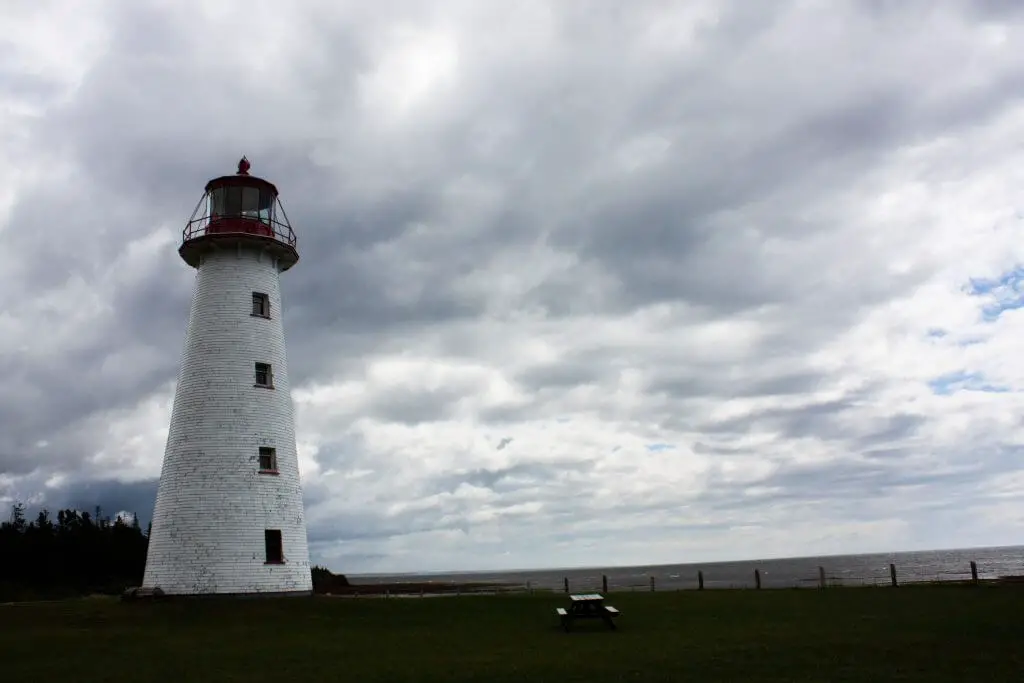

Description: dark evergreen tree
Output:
[0,502,149,601]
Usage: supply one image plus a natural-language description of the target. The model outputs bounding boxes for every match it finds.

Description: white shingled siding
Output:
[142,244,312,595]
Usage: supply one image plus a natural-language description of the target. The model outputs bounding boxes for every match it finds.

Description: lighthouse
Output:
[141,158,312,596]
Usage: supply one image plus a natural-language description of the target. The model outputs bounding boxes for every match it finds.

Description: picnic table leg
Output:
[562,614,571,633]
[601,612,617,630]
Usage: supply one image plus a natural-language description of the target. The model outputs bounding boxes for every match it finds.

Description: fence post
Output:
[602,574,608,594]
[970,561,978,585]
[650,576,656,592]
[526,580,531,594]
[564,577,569,593]
[889,563,898,588]
[698,570,704,590]
[819,566,826,589]
[754,569,761,590]
[456,586,461,597]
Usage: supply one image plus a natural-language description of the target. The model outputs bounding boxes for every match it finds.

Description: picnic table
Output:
[555,593,621,632]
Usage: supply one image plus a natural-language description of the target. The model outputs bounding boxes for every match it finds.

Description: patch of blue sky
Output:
[925,330,986,347]
[956,336,986,347]
[646,443,675,452]
[964,265,1024,321]
[927,370,1011,395]
[924,327,986,347]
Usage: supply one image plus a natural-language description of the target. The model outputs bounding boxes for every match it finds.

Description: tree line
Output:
[0,502,150,602]
[1,503,347,601]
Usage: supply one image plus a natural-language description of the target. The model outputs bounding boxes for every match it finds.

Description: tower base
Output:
[123,586,313,602]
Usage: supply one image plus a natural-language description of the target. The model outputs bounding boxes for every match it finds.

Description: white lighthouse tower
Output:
[142,158,313,596]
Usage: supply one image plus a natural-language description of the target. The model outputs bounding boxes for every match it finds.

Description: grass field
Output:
[3,585,1022,682]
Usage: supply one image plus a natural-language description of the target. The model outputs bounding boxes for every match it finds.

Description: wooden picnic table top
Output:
[568,593,605,602]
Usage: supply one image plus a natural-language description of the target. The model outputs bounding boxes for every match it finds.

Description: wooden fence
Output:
[553,560,987,594]
[337,559,1023,598]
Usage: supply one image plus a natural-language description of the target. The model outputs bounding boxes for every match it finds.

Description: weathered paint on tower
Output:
[142,159,312,596]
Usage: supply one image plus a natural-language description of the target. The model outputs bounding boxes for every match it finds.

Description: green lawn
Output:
[2,585,1021,682]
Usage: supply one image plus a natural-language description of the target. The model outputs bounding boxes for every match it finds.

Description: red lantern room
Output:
[179,157,299,271]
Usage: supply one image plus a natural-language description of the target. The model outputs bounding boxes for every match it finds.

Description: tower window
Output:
[252,292,270,318]
[254,362,273,388]
[258,447,277,473]
[265,529,284,564]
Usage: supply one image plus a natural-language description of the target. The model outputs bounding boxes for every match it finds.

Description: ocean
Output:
[348,545,1024,592]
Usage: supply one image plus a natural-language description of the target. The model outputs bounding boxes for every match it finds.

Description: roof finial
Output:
[237,156,251,175]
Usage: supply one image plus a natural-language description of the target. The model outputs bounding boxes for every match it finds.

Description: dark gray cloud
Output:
[3,0,1024,572]
[57,479,159,521]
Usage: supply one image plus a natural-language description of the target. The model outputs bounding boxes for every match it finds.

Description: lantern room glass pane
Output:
[209,188,226,217]
[211,186,271,218]
[210,187,244,217]
[258,190,274,225]
[240,186,261,220]
[225,187,242,215]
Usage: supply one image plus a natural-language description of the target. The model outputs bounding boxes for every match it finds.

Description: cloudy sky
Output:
[3,0,1024,575]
